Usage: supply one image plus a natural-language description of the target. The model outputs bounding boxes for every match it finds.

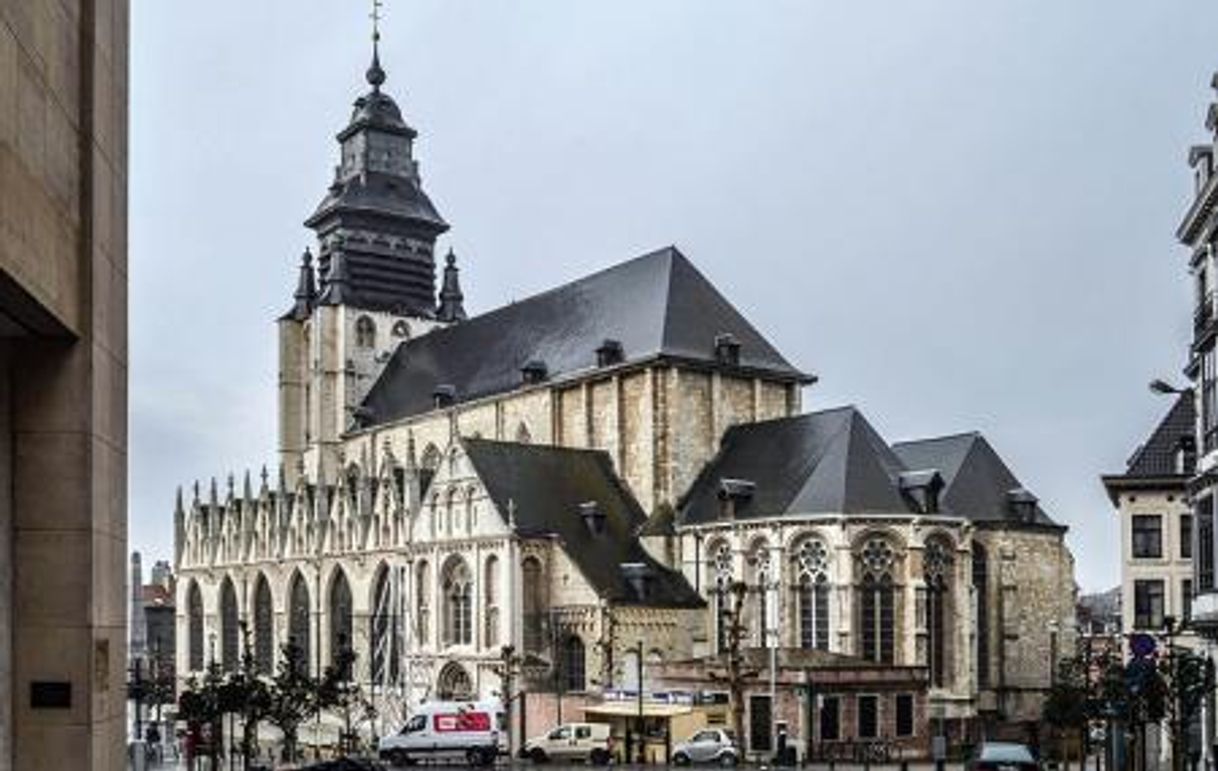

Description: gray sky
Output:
[130,1,1218,592]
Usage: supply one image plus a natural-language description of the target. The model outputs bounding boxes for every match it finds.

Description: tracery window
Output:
[420,445,441,498]
[187,581,204,670]
[857,537,896,664]
[371,565,401,685]
[219,578,239,672]
[522,557,545,653]
[289,572,312,674]
[355,315,376,349]
[484,555,500,647]
[972,543,989,689]
[329,569,354,679]
[563,635,586,692]
[747,542,772,648]
[442,557,473,646]
[711,542,734,653]
[794,539,830,650]
[253,574,274,675]
[924,536,954,687]
[415,560,431,645]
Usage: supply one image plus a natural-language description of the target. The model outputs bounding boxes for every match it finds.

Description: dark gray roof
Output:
[678,406,1061,529]
[462,438,703,608]
[360,247,811,425]
[1121,394,1195,478]
[892,432,1060,527]
[679,407,915,525]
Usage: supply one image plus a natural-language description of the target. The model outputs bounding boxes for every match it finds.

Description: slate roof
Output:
[679,407,916,525]
[892,433,1060,527]
[1119,393,1195,478]
[462,438,703,609]
[678,406,1062,529]
[359,247,812,426]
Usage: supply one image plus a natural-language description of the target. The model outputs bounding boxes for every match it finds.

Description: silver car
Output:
[672,729,739,766]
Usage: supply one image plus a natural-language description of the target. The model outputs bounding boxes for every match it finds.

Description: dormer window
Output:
[717,477,756,518]
[1006,488,1038,524]
[579,501,607,536]
[521,360,548,385]
[714,333,741,366]
[898,469,944,514]
[619,562,653,600]
[596,339,624,368]
[433,384,457,409]
[1177,436,1198,475]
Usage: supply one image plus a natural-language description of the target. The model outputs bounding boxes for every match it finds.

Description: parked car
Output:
[967,742,1041,771]
[672,728,739,766]
[378,700,504,767]
[522,722,612,764]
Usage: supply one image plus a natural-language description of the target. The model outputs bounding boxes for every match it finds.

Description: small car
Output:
[967,742,1041,771]
[672,728,740,766]
[522,722,612,764]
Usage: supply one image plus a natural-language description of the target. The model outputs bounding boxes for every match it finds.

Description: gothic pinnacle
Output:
[436,248,467,322]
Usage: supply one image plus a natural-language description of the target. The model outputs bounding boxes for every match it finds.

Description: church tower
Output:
[278,27,464,483]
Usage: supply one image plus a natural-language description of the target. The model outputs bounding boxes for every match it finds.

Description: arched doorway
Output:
[436,661,474,700]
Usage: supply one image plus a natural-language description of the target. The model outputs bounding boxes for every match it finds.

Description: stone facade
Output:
[0,1,130,769]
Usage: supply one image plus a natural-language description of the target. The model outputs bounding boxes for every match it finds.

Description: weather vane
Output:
[371,0,384,45]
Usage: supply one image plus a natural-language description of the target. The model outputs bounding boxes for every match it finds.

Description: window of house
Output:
[819,697,840,741]
[1184,579,1194,625]
[1182,513,1194,559]
[895,694,914,737]
[1134,580,1165,630]
[1200,498,1216,591]
[1204,346,1218,453]
[1132,515,1163,559]
[857,695,879,740]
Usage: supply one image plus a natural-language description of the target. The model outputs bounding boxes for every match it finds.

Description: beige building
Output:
[0,1,130,770]
[174,42,1076,757]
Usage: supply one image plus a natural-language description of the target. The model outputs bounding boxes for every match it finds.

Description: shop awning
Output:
[583,703,693,719]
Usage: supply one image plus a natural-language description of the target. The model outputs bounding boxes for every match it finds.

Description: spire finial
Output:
[367,0,386,91]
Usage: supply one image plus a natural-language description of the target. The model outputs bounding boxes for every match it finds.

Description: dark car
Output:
[967,742,1040,771]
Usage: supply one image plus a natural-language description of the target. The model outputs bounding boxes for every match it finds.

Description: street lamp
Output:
[1150,379,1192,396]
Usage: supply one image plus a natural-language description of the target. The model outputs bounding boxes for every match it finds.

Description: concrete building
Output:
[0,1,130,769]
[174,34,1076,758]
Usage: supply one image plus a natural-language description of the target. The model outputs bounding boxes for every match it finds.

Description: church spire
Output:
[318,249,353,306]
[284,248,317,321]
[367,0,386,92]
[436,248,467,322]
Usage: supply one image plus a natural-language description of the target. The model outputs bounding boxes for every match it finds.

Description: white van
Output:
[523,722,613,764]
[378,700,504,767]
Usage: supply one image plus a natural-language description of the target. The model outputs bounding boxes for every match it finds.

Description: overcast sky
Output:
[130,1,1218,592]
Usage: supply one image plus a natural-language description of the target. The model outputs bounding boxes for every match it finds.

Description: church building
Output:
[174,40,1077,754]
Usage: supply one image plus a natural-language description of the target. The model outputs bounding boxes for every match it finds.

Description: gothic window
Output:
[219,578,239,672]
[857,536,897,664]
[465,488,477,533]
[436,662,473,701]
[416,560,431,645]
[711,542,734,653]
[254,574,274,675]
[746,542,772,648]
[484,555,500,647]
[522,557,545,653]
[445,488,457,537]
[420,444,441,498]
[371,564,401,685]
[355,315,376,349]
[562,635,586,692]
[442,557,473,646]
[972,543,989,689]
[329,569,354,678]
[289,572,311,674]
[924,536,954,687]
[794,539,830,650]
[187,581,204,670]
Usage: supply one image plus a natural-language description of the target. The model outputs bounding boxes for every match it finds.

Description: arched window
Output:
[522,557,545,652]
[420,445,441,497]
[562,635,586,692]
[515,422,532,444]
[289,572,311,675]
[219,578,239,672]
[253,574,274,675]
[371,564,401,685]
[415,560,431,645]
[442,557,473,646]
[925,536,955,688]
[972,542,989,689]
[355,315,376,349]
[329,569,354,678]
[746,542,772,648]
[187,581,204,670]
[437,662,473,700]
[711,543,734,653]
[445,488,457,537]
[484,555,500,647]
[794,539,831,650]
[857,537,897,664]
